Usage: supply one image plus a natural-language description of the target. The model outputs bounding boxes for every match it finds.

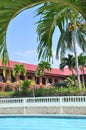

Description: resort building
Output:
[0,61,86,85]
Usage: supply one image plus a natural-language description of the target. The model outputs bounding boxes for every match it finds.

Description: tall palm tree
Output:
[57,16,86,89]
[78,53,86,88]
[0,1,86,66]
[59,54,75,75]
[59,54,76,85]
[36,4,86,89]
[13,64,26,81]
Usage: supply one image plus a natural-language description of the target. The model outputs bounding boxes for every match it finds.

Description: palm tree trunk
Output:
[16,73,20,81]
[82,68,85,88]
[7,69,11,82]
[72,30,81,89]
[70,68,76,86]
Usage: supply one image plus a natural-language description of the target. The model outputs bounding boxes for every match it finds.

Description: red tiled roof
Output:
[0,61,36,72]
[45,68,72,76]
[0,60,86,76]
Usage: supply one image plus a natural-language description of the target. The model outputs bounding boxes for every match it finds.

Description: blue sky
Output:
[6,6,61,68]
[6,6,81,68]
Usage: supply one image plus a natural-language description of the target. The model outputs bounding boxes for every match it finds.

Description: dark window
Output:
[54,79,58,83]
[28,76,32,80]
[20,75,24,80]
[0,73,5,82]
[0,74,3,82]
[42,78,46,84]
[35,77,39,84]
[49,78,52,83]
[11,75,15,82]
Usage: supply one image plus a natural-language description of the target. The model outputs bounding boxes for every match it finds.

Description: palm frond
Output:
[37,3,71,61]
[59,54,75,70]
[0,0,85,65]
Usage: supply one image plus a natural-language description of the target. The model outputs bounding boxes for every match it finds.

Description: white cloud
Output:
[13,50,59,68]
[15,50,37,57]
[11,50,38,65]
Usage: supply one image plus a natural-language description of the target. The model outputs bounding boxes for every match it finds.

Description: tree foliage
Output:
[35,61,51,77]
[13,64,26,77]
[36,3,86,61]
[0,0,85,65]
[59,54,75,74]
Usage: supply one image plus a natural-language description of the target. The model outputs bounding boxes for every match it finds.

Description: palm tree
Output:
[57,16,86,89]
[35,61,51,76]
[78,53,86,88]
[59,54,76,85]
[0,1,86,66]
[13,64,26,81]
[36,4,86,89]
[35,61,51,84]
[59,54,75,75]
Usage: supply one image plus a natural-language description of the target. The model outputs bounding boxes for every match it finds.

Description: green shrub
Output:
[0,85,86,97]
[21,80,32,92]
[0,91,14,97]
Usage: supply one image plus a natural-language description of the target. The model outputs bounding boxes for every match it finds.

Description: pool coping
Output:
[0,114,86,119]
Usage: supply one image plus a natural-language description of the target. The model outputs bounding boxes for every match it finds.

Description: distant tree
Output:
[59,54,75,75]
[13,64,26,81]
[35,61,51,84]
[35,61,51,77]
[78,53,86,88]
[59,54,76,85]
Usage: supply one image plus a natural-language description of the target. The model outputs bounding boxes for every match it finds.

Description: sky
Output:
[6,6,82,68]
[6,6,61,68]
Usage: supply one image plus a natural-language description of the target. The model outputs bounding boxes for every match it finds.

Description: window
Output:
[54,79,58,83]
[28,76,32,80]
[11,75,15,82]
[0,73,5,82]
[0,74,3,82]
[35,77,39,84]
[48,78,52,84]
[42,78,46,84]
[20,75,24,80]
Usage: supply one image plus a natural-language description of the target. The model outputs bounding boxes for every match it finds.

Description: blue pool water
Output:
[0,116,86,130]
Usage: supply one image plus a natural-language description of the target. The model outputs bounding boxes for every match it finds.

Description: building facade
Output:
[0,61,86,85]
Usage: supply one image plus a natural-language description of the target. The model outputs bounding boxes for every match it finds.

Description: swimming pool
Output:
[0,115,86,130]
